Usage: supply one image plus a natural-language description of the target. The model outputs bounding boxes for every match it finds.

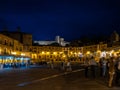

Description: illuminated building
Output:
[55,36,60,43]
[0,33,31,68]
[0,28,113,64]
[0,27,33,46]
[34,36,70,46]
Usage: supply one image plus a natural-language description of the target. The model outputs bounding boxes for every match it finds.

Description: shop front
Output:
[0,55,31,69]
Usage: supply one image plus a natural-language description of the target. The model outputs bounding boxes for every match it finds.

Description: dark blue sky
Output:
[0,0,120,41]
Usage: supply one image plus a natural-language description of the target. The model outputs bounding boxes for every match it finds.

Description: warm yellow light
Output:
[63,55,66,58]
[0,48,1,54]
[42,51,45,54]
[21,53,25,56]
[78,52,81,54]
[11,52,16,55]
[97,50,101,53]
[86,51,90,54]
[53,52,57,55]
[113,52,117,57]
[111,50,114,53]
[60,52,63,54]
[70,52,73,54]
[46,52,50,54]
[109,50,114,55]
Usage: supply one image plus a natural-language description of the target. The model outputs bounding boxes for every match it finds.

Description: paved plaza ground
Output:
[0,65,120,90]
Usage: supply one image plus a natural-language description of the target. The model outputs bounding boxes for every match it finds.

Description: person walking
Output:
[66,60,72,72]
[89,56,97,79]
[99,58,103,77]
[61,61,65,70]
[50,60,54,69]
[102,58,108,77]
[108,57,115,87]
[84,58,90,78]
[115,56,120,86]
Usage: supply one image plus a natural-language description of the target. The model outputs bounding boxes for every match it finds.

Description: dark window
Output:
[34,47,36,49]
[39,56,41,59]
[20,47,22,51]
[34,50,37,53]
[30,48,32,51]
[0,40,2,44]
[16,47,18,50]
[5,40,7,45]
[10,42,13,46]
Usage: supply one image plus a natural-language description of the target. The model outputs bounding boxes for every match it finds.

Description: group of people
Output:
[84,56,120,87]
[46,56,120,87]
[48,60,72,72]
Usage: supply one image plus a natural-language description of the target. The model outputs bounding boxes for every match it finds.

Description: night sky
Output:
[0,0,120,41]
